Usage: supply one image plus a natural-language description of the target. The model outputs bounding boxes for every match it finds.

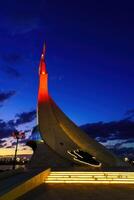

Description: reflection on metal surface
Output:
[67,149,101,167]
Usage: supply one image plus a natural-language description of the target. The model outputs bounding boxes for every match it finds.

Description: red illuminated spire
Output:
[39,42,47,75]
[38,42,49,103]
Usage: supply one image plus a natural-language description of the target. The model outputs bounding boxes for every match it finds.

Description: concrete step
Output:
[45,171,134,184]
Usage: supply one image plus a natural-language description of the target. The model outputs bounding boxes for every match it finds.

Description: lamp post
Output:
[12,130,25,170]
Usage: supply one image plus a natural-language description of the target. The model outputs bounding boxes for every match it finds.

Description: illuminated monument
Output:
[0,46,133,200]
[30,44,126,169]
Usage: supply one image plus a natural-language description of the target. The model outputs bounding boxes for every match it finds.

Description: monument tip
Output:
[39,41,47,75]
[42,41,46,57]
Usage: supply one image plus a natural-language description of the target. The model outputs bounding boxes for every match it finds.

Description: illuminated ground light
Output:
[44,172,134,184]
[67,150,102,167]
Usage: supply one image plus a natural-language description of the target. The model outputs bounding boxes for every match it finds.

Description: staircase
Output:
[45,171,134,184]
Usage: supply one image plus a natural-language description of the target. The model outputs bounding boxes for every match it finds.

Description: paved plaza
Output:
[18,183,134,200]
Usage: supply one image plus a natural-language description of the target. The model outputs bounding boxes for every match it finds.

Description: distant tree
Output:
[12,130,25,170]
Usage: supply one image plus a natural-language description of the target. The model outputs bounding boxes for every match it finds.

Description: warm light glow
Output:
[38,74,49,102]
[44,171,134,184]
[74,149,83,158]
[67,150,77,158]
[67,150,102,167]
[73,157,102,168]
[50,172,134,174]
[38,45,49,103]
[0,147,33,156]
[124,157,129,162]
[45,180,134,184]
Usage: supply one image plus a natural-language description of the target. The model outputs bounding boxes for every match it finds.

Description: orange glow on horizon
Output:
[0,147,33,156]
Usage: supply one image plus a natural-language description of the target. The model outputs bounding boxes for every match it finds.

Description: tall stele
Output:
[37,44,126,168]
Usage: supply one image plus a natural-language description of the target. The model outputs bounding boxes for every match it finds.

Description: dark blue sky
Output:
[0,0,134,136]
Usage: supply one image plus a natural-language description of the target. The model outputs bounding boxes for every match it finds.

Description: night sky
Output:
[0,0,134,156]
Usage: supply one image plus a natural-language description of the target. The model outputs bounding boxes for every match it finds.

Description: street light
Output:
[12,130,25,170]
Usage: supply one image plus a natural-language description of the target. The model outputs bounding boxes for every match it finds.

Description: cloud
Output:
[0,53,21,78]
[3,66,21,78]
[2,53,22,64]
[110,147,134,157]
[0,109,36,139]
[125,109,134,120]
[80,118,134,157]
[0,139,7,148]
[6,146,13,148]
[6,110,36,128]
[125,109,134,115]
[0,1,46,35]
[0,120,14,138]
[14,110,36,126]
[81,119,134,142]
[0,91,16,104]
[0,139,6,144]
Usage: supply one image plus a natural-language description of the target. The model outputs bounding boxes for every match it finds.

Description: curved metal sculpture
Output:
[37,44,126,168]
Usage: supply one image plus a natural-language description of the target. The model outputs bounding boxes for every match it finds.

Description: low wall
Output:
[0,168,50,200]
